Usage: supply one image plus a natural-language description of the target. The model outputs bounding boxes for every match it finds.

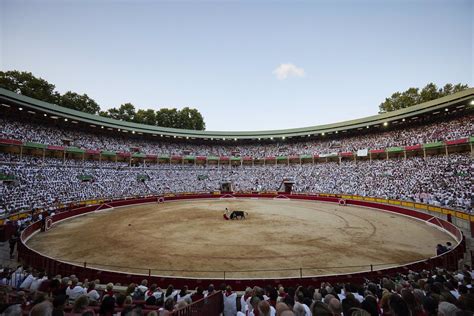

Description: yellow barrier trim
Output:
[427,206,441,213]
[414,203,428,210]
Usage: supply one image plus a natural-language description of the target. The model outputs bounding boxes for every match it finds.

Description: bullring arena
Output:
[26,198,455,279]
[0,85,472,316]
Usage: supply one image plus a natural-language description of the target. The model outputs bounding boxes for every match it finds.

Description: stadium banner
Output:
[456,212,469,220]
[212,191,221,195]
[443,209,456,216]
[414,203,428,210]
[101,150,116,157]
[319,152,338,157]
[363,197,375,202]
[24,142,46,149]
[85,149,101,155]
[405,145,422,151]
[376,198,388,203]
[341,195,352,199]
[352,196,363,200]
[66,146,85,154]
[164,194,176,197]
[85,200,99,205]
[445,138,468,146]
[369,149,385,154]
[423,141,444,149]
[427,206,441,213]
[401,201,415,208]
[0,138,23,145]
[268,191,278,195]
[357,149,368,157]
[118,152,131,157]
[387,147,404,153]
[388,200,401,205]
[339,152,353,157]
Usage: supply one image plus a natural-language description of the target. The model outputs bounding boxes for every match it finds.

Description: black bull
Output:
[230,211,246,219]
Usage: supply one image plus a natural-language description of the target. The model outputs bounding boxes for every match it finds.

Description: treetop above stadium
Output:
[1,87,473,141]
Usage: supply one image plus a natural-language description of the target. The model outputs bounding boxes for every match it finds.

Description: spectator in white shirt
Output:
[66,277,86,302]
[29,272,47,291]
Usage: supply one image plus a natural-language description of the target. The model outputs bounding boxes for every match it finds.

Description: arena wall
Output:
[17,193,465,291]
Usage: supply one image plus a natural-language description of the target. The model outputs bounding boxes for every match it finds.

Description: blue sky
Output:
[1,0,472,131]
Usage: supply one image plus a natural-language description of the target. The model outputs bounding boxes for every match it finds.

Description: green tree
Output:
[98,110,110,118]
[0,70,59,104]
[379,82,469,113]
[178,107,205,130]
[419,83,441,103]
[441,83,453,96]
[155,108,179,128]
[452,83,469,93]
[104,103,137,121]
[59,91,100,114]
[1,69,207,130]
[135,109,156,125]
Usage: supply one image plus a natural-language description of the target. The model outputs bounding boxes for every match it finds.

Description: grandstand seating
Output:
[0,90,472,315]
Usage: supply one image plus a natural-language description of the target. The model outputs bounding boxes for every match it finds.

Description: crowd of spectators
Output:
[0,113,472,157]
[0,152,471,214]
[1,264,474,315]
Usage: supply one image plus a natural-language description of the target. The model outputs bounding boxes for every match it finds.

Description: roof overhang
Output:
[0,87,473,140]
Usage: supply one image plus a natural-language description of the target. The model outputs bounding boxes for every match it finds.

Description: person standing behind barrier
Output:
[8,233,18,259]
[223,286,237,316]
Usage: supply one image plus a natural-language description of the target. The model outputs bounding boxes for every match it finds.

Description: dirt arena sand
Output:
[27,199,455,279]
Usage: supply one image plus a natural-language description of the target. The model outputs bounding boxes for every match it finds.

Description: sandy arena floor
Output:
[27,199,455,279]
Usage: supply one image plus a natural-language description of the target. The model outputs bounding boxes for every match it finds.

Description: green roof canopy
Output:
[66,146,85,154]
[101,150,116,156]
[1,87,472,140]
[387,147,404,153]
[24,142,46,149]
[423,142,444,149]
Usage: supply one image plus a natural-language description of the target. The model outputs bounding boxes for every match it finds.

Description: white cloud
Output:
[272,63,305,80]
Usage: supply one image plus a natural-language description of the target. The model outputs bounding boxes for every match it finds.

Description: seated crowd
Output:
[0,153,471,214]
[0,113,472,157]
[0,264,474,315]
